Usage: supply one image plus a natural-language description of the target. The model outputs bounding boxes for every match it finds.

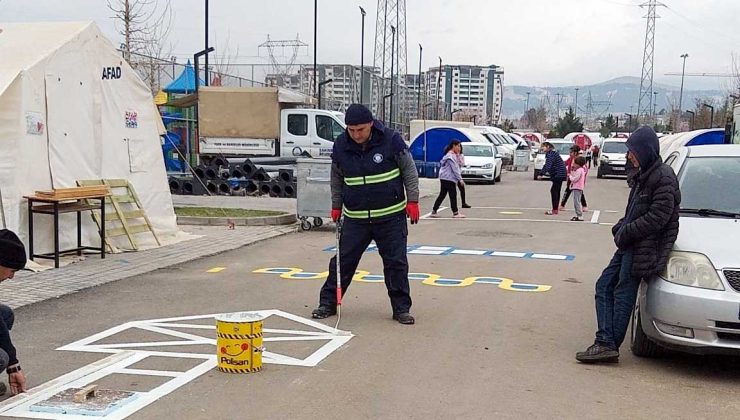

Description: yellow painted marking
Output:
[207,267,226,273]
[252,268,551,292]
[499,211,524,215]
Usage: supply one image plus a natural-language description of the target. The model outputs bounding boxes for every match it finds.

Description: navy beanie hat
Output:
[0,229,26,270]
[345,104,373,125]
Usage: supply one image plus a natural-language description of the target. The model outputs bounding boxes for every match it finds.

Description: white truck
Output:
[197,87,346,161]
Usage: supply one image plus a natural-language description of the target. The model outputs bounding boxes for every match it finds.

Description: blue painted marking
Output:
[511,284,539,290]
[271,268,294,273]
[475,278,502,284]
[436,279,461,285]
[292,273,319,278]
[323,245,574,261]
[362,275,384,281]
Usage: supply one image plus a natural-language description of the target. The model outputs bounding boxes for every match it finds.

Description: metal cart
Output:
[512,149,530,172]
[296,158,332,230]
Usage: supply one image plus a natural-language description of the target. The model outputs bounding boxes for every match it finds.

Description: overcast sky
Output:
[1,0,738,90]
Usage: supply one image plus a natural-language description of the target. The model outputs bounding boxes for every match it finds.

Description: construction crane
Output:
[665,72,735,77]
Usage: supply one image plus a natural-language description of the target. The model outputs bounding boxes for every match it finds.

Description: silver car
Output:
[631,144,740,357]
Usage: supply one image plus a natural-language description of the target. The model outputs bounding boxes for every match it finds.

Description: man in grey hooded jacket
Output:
[576,126,680,363]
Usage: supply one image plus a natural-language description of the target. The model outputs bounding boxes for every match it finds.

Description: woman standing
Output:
[537,141,568,215]
[431,140,466,218]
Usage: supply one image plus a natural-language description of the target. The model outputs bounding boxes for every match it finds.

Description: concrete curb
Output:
[177,213,297,226]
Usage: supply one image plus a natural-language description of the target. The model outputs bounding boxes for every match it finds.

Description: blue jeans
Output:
[595,250,638,350]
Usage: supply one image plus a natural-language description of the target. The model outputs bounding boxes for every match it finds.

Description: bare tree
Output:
[520,105,549,134]
[210,32,240,87]
[108,0,173,93]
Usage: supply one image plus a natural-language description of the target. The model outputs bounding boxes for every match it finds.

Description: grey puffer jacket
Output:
[612,126,681,279]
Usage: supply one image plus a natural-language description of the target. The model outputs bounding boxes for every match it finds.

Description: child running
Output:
[431,139,466,218]
[569,156,588,221]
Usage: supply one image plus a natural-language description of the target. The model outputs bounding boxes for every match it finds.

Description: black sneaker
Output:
[575,343,619,363]
[462,203,472,208]
[393,312,415,325]
[311,305,337,319]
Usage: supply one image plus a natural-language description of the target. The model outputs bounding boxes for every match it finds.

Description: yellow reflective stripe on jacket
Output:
[344,168,401,186]
[342,199,407,219]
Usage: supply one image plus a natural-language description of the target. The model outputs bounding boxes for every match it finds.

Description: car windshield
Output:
[462,144,493,157]
[679,156,740,215]
[553,143,573,155]
[483,133,502,145]
[602,142,628,154]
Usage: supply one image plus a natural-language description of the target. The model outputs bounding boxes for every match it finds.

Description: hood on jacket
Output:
[626,126,660,169]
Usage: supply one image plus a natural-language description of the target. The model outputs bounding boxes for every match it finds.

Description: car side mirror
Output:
[495,154,503,159]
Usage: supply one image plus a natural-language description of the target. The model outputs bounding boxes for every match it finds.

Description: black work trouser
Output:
[319,213,411,314]
[0,304,15,371]
[433,179,459,214]
[457,182,467,205]
[561,181,587,207]
[550,180,564,211]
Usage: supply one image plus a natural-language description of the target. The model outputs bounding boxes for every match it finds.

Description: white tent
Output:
[0,21,177,255]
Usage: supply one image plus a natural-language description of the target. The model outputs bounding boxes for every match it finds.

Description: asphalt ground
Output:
[3,168,740,419]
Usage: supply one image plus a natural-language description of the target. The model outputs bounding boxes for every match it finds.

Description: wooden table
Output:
[24,194,107,268]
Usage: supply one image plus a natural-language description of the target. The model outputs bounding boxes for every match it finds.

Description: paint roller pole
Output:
[335,218,343,311]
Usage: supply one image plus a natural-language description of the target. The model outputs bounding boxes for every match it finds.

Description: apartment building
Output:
[425,64,504,124]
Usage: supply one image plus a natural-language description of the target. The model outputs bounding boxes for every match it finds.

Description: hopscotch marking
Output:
[324,244,575,261]
[206,267,226,273]
[0,310,351,420]
[590,210,601,224]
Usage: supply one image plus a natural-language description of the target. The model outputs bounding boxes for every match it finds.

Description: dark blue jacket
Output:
[332,120,407,222]
[540,150,567,181]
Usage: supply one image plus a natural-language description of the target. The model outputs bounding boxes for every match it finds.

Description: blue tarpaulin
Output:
[164,60,204,94]
[162,131,184,171]
[409,127,476,162]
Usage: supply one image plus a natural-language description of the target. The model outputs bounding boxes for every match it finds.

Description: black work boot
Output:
[0,382,6,396]
[393,312,415,325]
[575,343,619,363]
[311,305,337,319]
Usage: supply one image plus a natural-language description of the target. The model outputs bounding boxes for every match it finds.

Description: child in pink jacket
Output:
[569,156,588,221]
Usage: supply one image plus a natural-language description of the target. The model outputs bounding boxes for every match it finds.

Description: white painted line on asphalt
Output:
[530,254,569,260]
[421,206,447,219]
[416,246,453,251]
[590,210,601,224]
[490,251,527,258]
[451,249,489,256]
[424,217,609,224]
[462,206,619,213]
[409,250,447,255]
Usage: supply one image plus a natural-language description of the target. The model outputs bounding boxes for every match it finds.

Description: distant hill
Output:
[503,76,724,119]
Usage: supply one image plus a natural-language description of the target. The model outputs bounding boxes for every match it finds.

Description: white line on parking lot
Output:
[590,210,601,224]
[421,206,447,219]
[423,217,609,224]
[467,206,619,213]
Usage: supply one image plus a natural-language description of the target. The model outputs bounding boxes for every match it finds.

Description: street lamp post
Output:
[525,91,531,127]
[313,0,318,98]
[205,0,210,85]
[389,26,396,129]
[653,91,658,125]
[436,56,442,119]
[417,44,423,119]
[624,113,633,135]
[382,93,394,124]
[678,53,689,130]
[359,6,366,106]
[686,110,695,130]
[318,78,333,109]
[702,103,714,128]
[574,88,579,118]
[451,109,461,121]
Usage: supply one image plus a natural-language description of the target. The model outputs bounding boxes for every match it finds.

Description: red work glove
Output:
[406,202,420,224]
[331,208,342,223]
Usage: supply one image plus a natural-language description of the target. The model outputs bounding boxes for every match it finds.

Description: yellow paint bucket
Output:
[216,312,266,373]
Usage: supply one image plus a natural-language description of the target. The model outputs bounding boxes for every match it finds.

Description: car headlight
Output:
[662,251,724,290]
[601,155,609,163]
[482,163,493,169]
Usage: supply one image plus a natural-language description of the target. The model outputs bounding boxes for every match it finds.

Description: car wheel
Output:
[597,168,603,179]
[630,297,663,358]
[495,169,501,182]
[533,169,540,180]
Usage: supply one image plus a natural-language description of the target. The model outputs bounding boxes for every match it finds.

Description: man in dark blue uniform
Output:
[311,104,420,325]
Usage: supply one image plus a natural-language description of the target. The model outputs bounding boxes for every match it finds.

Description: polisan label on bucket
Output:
[216,312,266,373]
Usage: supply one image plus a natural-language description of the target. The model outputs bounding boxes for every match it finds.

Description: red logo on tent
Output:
[573,134,592,150]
